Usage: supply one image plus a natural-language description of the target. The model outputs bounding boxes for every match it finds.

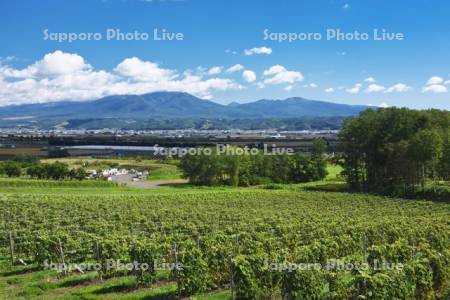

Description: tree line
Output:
[338,108,449,197]
[0,154,86,180]
[179,140,328,186]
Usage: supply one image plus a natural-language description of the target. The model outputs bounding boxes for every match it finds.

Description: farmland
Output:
[41,158,183,181]
[0,179,449,299]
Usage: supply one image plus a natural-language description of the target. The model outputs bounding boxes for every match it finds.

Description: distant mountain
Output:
[235,97,365,117]
[0,92,249,119]
[0,92,368,128]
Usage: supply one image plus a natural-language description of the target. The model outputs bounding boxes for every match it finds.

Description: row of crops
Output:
[0,177,117,188]
[1,190,449,299]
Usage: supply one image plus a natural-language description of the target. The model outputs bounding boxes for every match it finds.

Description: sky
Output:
[0,0,449,109]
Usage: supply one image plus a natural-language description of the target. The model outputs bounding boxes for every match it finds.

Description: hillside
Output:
[0,92,368,129]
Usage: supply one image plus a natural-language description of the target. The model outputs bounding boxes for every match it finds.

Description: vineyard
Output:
[0,186,449,299]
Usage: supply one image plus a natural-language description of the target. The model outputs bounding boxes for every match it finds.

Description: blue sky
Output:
[0,0,449,109]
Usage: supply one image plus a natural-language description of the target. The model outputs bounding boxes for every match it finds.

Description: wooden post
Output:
[58,239,67,276]
[173,242,181,299]
[196,234,201,248]
[94,240,100,261]
[228,234,239,300]
[94,240,102,280]
[131,239,137,276]
[361,234,367,291]
[9,231,14,266]
[228,255,235,300]
[362,235,367,261]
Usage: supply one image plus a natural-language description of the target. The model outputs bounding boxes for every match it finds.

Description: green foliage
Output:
[179,144,328,186]
[0,161,22,177]
[132,239,159,285]
[0,188,449,298]
[27,162,70,180]
[282,267,326,299]
[338,108,449,197]
[0,177,116,188]
[178,243,212,295]
[68,167,87,180]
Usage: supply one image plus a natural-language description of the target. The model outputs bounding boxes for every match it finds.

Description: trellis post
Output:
[9,231,14,266]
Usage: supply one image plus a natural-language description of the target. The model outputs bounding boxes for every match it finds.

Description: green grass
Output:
[325,164,343,181]
[145,163,182,181]
[0,256,217,300]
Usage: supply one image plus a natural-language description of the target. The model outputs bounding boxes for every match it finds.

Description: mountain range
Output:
[0,92,368,129]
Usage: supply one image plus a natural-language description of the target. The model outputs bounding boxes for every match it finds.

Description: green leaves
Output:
[1,189,448,298]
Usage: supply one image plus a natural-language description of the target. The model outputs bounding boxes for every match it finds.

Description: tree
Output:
[438,131,450,180]
[69,167,87,180]
[1,161,22,177]
[290,153,313,182]
[311,138,328,181]
[27,164,45,179]
[179,146,329,186]
[409,129,443,189]
[45,162,70,180]
[26,162,71,180]
[338,108,448,195]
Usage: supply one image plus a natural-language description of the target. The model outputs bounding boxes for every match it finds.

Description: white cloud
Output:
[225,49,237,55]
[365,83,385,93]
[284,85,293,92]
[422,84,448,93]
[207,66,222,75]
[226,64,244,73]
[262,65,304,85]
[309,83,318,88]
[3,50,92,78]
[346,83,362,94]
[263,65,286,76]
[324,87,335,93]
[426,76,444,85]
[0,51,243,105]
[379,102,389,108]
[34,51,92,76]
[255,82,265,89]
[242,70,256,82]
[114,57,177,82]
[364,77,376,83]
[244,46,272,56]
[444,80,450,85]
[385,83,411,93]
[343,3,350,9]
[0,56,16,64]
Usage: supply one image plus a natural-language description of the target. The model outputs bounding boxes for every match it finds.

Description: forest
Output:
[338,108,449,199]
[179,139,328,186]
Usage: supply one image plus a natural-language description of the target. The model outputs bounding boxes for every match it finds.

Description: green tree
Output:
[338,108,448,195]
[438,131,450,180]
[1,161,22,177]
[311,138,328,180]
[409,129,443,189]
[69,167,87,180]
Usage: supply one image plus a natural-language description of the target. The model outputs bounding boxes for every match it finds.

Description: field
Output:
[42,157,183,181]
[0,178,449,299]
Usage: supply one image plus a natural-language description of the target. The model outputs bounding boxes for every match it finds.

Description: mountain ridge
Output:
[0,92,369,130]
[0,91,367,120]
